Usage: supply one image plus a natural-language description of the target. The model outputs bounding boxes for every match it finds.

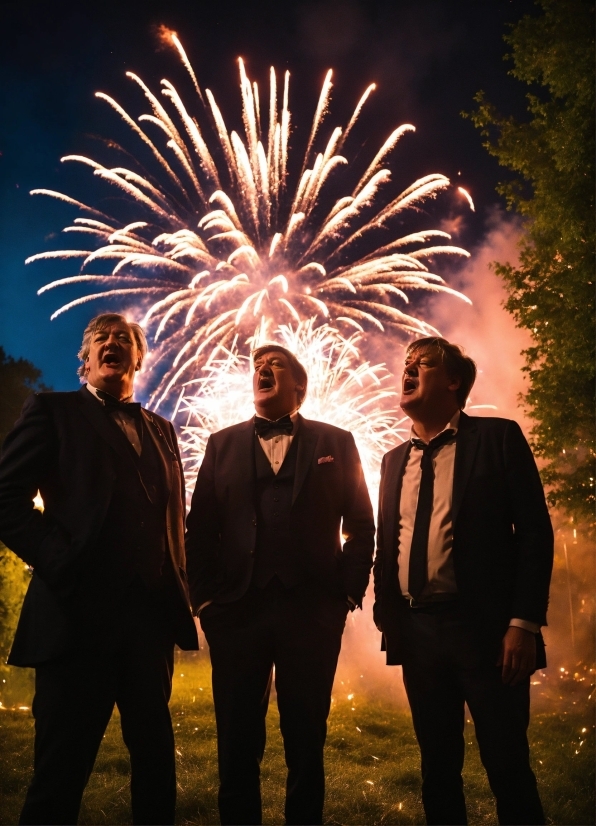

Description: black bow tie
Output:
[254,414,294,437]
[95,389,142,419]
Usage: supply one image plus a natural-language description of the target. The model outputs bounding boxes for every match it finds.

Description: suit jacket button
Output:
[252,518,257,526]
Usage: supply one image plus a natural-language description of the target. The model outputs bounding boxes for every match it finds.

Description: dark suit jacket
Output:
[0,387,198,667]
[185,415,375,610]
[373,412,553,666]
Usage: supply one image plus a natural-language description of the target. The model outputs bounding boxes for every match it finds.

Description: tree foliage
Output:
[0,348,49,669]
[0,346,49,445]
[468,0,595,527]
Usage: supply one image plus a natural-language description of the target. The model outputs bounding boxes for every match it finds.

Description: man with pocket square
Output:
[186,344,375,825]
[0,313,198,825]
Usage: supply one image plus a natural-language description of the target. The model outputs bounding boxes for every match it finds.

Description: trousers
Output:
[19,598,176,826]
[201,580,348,825]
[400,604,544,826]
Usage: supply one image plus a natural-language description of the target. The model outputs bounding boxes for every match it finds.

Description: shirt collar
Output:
[254,408,300,424]
[86,383,135,405]
[410,409,460,445]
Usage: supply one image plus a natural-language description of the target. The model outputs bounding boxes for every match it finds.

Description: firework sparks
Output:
[174,320,409,502]
[27,41,472,414]
[457,186,475,212]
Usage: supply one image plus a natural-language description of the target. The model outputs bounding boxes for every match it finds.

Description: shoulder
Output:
[460,412,523,436]
[210,419,254,441]
[24,389,83,414]
[299,416,353,440]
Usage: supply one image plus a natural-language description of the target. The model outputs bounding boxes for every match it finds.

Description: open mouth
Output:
[403,377,418,393]
[258,376,274,390]
[102,353,121,367]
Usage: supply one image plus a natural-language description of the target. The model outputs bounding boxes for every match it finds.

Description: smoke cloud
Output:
[335,211,594,707]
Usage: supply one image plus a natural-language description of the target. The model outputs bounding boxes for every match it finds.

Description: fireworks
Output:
[173,320,410,503]
[27,35,474,489]
[28,37,471,407]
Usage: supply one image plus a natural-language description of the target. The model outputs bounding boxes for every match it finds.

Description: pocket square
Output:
[318,455,334,464]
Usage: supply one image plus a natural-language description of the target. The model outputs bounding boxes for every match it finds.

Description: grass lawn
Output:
[0,653,593,825]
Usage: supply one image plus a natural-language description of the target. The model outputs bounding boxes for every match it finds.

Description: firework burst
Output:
[173,319,409,502]
[27,35,472,413]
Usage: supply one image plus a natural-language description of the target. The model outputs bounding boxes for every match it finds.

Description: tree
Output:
[468,0,595,528]
[0,348,49,673]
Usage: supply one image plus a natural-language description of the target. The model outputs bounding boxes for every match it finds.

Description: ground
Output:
[0,652,593,825]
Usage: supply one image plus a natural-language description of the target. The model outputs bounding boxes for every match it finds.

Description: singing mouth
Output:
[403,376,418,393]
[102,353,121,367]
[258,375,274,390]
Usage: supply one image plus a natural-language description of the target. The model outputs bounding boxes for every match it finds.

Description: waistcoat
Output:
[82,414,169,603]
[252,432,305,588]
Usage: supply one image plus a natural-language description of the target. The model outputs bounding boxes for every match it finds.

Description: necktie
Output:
[254,414,293,437]
[96,389,142,419]
[407,429,456,600]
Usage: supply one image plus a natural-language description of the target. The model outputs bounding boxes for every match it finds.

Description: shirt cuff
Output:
[509,618,540,634]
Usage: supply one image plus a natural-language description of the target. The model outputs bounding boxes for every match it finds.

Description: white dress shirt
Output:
[398,411,459,601]
[257,410,300,474]
[398,410,539,633]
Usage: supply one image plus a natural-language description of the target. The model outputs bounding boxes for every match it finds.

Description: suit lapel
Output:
[452,411,479,525]
[292,415,319,505]
[77,386,136,464]
[382,441,411,565]
[238,418,258,487]
[142,411,173,497]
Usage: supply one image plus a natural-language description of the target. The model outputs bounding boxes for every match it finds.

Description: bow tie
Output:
[411,429,456,453]
[254,414,294,437]
[96,389,142,419]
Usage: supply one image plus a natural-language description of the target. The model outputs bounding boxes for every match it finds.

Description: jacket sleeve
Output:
[185,434,221,612]
[340,432,376,606]
[504,420,554,625]
[0,393,72,590]
[372,453,386,630]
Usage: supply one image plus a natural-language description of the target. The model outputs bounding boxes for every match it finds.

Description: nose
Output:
[404,362,418,376]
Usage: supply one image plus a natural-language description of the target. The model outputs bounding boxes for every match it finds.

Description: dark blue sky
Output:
[0,0,533,394]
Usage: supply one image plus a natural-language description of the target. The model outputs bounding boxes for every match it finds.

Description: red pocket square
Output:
[318,455,334,464]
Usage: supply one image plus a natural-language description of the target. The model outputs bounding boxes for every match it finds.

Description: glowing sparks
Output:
[28,46,473,415]
[174,320,410,501]
[457,186,475,212]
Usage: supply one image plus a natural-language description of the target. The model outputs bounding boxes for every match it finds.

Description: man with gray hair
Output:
[0,312,198,825]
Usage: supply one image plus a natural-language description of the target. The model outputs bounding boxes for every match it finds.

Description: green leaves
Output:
[468,0,595,528]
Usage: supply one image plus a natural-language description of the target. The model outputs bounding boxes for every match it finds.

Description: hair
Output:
[77,313,148,381]
[251,344,308,405]
[406,336,477,408]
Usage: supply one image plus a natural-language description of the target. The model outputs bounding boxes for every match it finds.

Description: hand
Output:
[497,626,537,685]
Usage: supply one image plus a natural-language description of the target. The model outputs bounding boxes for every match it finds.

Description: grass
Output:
[0,653,593,825]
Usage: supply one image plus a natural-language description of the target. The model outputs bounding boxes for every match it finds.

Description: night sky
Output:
[0,0,534,393]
